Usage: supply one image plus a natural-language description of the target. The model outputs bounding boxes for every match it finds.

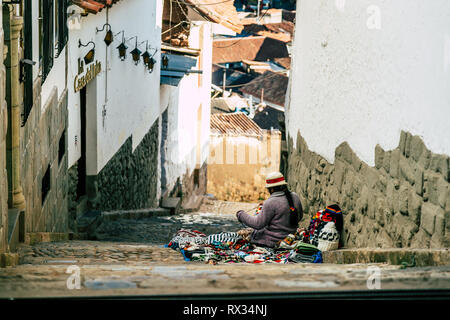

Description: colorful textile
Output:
[303,205,343,249]
[166,228,322,265]
[317,222,340,252]
[207,232,240,245]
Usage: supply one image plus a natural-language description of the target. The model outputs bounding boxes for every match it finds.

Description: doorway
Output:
[76,87,87,199]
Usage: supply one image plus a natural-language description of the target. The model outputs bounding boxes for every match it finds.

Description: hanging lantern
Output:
[78,40,95,65]
[104,29,113,46]
[142,50,151,66]
[117,42,127,61]
[162,55,169,68]
[83,48,95,65]
[116,31,127,61]
[147,58,156,73]
[130,37,142,65]
[96,23,113,46]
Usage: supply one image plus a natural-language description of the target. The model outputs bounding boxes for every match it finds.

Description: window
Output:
[22,0,33,125]
[41,165,51,205]
[58,130,66,164]
[39,0,68,82]
[41,0,54,82]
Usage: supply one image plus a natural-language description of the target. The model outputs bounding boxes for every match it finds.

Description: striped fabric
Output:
[207,232,241,245]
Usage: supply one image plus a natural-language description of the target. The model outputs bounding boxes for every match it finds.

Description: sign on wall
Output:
[74,60,102,92]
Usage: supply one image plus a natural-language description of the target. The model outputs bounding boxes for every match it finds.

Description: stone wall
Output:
[287,130,449,249]
[20,82,69,234]
[179,161,208,211]
[85,120,159,211]
[0,25,8,253]
[67,163,78,232]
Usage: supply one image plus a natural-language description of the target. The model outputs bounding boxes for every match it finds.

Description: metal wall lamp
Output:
[96,23,113,46]
[115,31,127,61]
[129,37,141,65]
[141,41,158,73]
[78,40,96,65]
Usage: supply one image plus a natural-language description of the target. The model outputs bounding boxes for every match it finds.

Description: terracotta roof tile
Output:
[210,113,262,136]
[273,57,291,69]
[241,22,294,42]
[213,36,289,64]
[184,0,243,33]
[239,71,288,108]
[73,0,119,14]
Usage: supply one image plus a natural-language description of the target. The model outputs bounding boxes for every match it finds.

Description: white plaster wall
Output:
[211,23,236,37]
[40,47,66,111]
[287,0,450,166]
[67,0,163,171]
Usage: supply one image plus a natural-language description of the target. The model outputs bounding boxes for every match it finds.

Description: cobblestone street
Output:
[1,201,450,298]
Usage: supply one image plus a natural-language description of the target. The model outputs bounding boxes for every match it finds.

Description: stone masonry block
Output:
[399,184,409,215]
[382,150,391,173]
[399,157,415,186]
[398,131,407,155]
[414,167,424,196]
[374,144,384,169]
[407,189,422,225]
[389,149,400,179]
[421,202,443,236]
[430,154,449,181]
[410,134,425,162]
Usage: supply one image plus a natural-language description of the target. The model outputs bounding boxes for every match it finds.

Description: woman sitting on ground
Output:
[236,172,303,248]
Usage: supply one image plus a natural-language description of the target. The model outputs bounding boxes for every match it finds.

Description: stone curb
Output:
[24,232,70,245]
[323,248,450,267]
[0,252,20,268]
[76,208,171,240]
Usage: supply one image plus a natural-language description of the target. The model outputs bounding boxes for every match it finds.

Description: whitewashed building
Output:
[158,0,243,210]
[65,0,164,219]
[286,0,450,248]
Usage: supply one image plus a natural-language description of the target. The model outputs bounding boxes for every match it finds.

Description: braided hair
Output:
[269,185,301,226]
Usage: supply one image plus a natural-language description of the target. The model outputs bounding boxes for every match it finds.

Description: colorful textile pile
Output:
[300,205,343,251]
[165,229,323,264]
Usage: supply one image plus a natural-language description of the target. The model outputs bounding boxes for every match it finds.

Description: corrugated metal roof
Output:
[210,113,262,136]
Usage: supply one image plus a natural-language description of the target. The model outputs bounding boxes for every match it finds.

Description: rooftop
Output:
[241,21,294,43]
[210,113,262,136]
[239,71,289,108]
[72,0,119,14]
[72,0,243,34]
[185,0,243,33]
[212,36,289,64]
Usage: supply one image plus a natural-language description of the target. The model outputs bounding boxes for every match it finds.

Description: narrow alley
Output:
[0,0,449,311]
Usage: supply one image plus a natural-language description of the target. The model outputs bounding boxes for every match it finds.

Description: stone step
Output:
[7,209,20,252]
[161,197,181,215]
[101,208,171,222]
[323,248,450,267]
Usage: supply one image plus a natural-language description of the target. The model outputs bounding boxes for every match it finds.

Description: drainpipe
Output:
[4,8,25,210]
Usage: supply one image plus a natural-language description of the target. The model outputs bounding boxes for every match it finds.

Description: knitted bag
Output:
[317,222,340,252]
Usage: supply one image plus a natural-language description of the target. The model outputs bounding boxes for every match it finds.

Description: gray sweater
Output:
[236,191,303,248]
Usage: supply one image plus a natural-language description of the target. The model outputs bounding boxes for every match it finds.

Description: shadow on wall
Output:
[287,130,449,249]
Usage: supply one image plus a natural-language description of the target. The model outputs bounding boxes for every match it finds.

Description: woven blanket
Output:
[165,229,323,264]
